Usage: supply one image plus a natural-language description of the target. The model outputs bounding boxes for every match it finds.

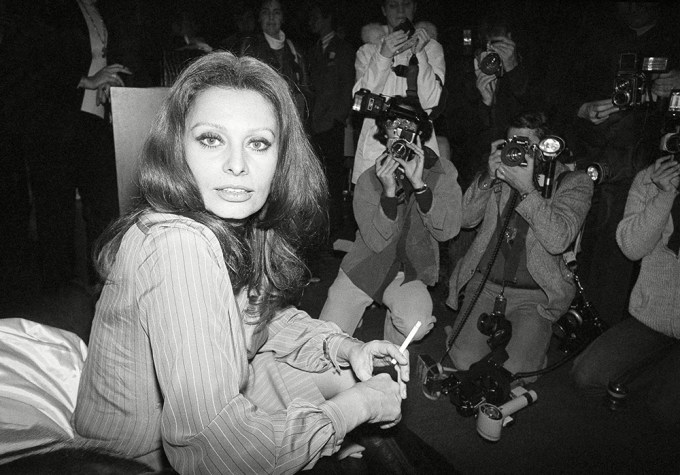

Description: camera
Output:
[660,132,680,155]
[499,135,565,168]
[612,53,668,109]
[353,88,425,162]
[498,135,566,198]
[552,269,608,354]
[477,387,538,442]
[479,51,503,77]
[477,295,511,350]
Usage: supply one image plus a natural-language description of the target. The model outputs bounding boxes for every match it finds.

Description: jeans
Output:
[571,317,680,425]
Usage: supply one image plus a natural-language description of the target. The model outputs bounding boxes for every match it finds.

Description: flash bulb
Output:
[538,136,565,157]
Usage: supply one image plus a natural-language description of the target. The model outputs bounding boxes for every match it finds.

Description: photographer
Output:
[351,0,445,183]
[320,95,461,345]
[571,155,680,426]
[552,2,680,326]
[446,112,593,379]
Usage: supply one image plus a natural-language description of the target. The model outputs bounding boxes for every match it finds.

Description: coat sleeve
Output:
[417,159,462,241]
[353,43,393,95]
[139,226,347,474]
[515,170,594,255]
[616,167,676,261]
[352,169,402,253]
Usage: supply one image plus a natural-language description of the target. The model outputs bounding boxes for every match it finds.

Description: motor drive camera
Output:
[353,88,427,162]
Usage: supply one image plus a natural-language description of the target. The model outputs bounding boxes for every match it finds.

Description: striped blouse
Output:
[72,212,353,474]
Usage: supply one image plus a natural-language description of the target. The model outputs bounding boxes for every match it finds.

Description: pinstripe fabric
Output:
[72,212,352,474]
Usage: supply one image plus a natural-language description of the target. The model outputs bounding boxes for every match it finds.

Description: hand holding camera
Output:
[578,99,617,125]
[474,59,499,106]
[650,155,680,193]
[486,37,518,73]
[652,70,680,98]
[488,139,535,195]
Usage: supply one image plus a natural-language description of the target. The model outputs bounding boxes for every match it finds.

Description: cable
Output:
[441,188,519,363]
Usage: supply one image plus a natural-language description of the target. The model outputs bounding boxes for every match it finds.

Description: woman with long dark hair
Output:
[72,52,408,473]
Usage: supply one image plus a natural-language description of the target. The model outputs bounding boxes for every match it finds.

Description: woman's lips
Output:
[215,187,253,202]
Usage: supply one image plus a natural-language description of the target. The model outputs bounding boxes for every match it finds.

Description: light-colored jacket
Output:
[616,165,680,338]
[447,166,594,322]
[351,26,445,182]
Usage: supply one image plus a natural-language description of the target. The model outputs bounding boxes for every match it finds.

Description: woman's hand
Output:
[380,30,411,58]
[577,99,617,125]
[376,152,400,197]
[392,140,425,189]
[651,155,680,193]
[347,340,409,399]
[352,373,404,428]
[410,27,430,54]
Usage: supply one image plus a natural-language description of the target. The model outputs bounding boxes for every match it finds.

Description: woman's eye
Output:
[197,133,222,148]
[249,138,272,152]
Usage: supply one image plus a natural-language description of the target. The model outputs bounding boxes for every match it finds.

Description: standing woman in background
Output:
[73,52,408,474]
[352,0,445,183]
[239,0,311,120]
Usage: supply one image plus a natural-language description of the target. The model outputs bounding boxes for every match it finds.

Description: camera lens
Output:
[612,91,631,107]
[662,133,680,154]
[390,139,411,160]
[479,52,502,76]
[501,143,526,167]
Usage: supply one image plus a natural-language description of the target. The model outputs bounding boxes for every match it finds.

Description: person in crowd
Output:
[552,1,680,326]
[320,95,461,345]
[446,11,532,193]
[351,0,445,183]
[72,52,409,474]
[239,0,311,119]
[218,0,257,53]
[446,112,593,379]
[306,0,356,242]
[571,155,680,426]
[22,0,134,291]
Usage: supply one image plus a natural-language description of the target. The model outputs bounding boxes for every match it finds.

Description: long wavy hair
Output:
[95,51,328,328]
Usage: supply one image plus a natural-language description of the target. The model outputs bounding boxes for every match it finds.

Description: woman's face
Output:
[259,0,283,37]
[184,87,279,220]
[382,0,416,30]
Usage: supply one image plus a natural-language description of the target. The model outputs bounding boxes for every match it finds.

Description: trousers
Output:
[571,316,680,425]
[320,269,435,345]
[448,274,552,379]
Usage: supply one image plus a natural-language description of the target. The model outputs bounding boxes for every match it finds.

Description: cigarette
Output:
[390,321,421,365]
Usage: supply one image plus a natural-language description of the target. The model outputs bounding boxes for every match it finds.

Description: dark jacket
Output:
[307,33,355,135]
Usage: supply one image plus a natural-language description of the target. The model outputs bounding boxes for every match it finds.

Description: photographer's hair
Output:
[507,111,552,140]
[477,9,514,44]
[94,52,328,329]
[374,95,433,145]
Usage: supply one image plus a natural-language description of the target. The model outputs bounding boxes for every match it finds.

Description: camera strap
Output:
[443,189,519,362]
[405,54,419,100]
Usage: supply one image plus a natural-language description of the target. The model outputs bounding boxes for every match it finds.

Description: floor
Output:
[299,245,680,475]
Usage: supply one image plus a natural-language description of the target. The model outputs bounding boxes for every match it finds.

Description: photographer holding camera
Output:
[571,154,680,426]
[320,95,461,345]
[351,0,445,184]
[551,2,680,326]
[446,112,593,379]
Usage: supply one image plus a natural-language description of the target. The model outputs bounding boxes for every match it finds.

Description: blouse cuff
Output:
[320,400,349,443]
[324,334,361,373]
